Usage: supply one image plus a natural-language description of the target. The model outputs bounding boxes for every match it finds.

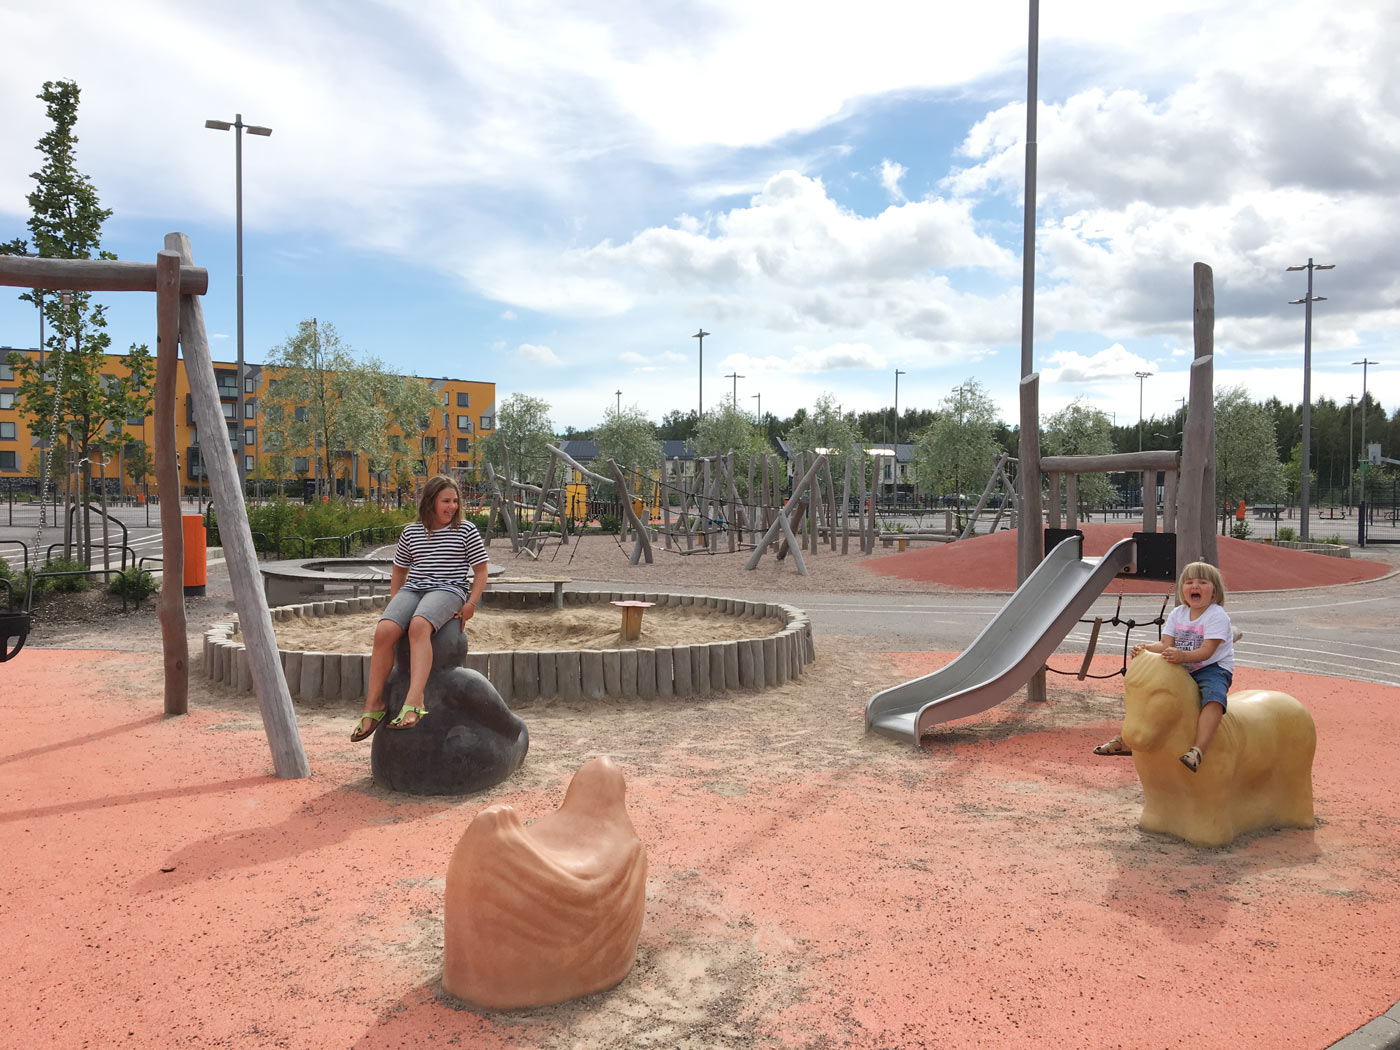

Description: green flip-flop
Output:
[389,705,429,730]
[351,709,387,742]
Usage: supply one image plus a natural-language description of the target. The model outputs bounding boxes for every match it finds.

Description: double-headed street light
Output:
[1287,258,1334,540]
[206,113,272,489]
[1353,357,1379,507]
[692,329,709,422]
[1134,371,1153,452]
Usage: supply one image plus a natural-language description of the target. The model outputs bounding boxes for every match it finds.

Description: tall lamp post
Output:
[893,369,906,446]
[615,389,621,414]
[205,113,272,490]
[1287,258,1334,541]
[1347,394,1356,510]
[692,329,709,422]
[751,392,761,433]
[1133,371,1153,451]
[725,371,744,407]
[1353,357,1378,511]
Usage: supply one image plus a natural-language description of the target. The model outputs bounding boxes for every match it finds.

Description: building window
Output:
[268,379,282,396]
[0,392,14,409]
[456,392,469,407]
[0,450,16,470]
[244,377,256,393]
[0,422,16,439]
[126,413,143,425]
[480,415,493,430]
[244,401,256,419]
[443,391,450,405]
[216,373,237,398]
[294,406,309,423]
[456,438,470,453]
[456,415,471,431]
[422,437,438,454]
[294,457,309,474]
[244,428,255,446]
[0,363,13,381]
[190,426,198,446]
[456,460,470,469]
[245,455,254,472]
[222,402,236,420]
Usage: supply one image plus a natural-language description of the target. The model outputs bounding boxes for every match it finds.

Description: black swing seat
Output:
[0,611,30,662]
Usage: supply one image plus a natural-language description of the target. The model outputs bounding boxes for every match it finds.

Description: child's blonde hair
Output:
[418,474,463,529]
[1177,561,1226,606]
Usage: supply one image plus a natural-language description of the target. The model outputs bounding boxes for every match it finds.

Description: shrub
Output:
[36,557,91,595]
[1277,526,1298,542]
[1321,534,1346,547]
[1229,520,1252,540]
[108,565,159,600]
[599,513,621,534]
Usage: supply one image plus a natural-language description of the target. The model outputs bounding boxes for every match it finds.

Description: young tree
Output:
[592,404,662,499]
[2,80,153,558]
[1042,399,1118,511]
[692,399,773,500]
[911,379,1002,503]
[485,394,555,483]
[784,393,865,479]
[1214,386,1285,530]
[260,319,438,499]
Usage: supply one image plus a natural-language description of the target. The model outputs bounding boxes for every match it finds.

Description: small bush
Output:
[599,513,621,534]
[1277,526,1298,542]
[36,557,91,595]
[1321,534,1346,547]
[1229,520,1252,540]
[108,565,159,600]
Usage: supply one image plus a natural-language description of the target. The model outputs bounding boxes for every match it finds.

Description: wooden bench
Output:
[486,576,571,609]
[879,533,954,548]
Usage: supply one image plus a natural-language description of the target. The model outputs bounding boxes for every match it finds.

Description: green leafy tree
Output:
[2,80,153,557]
[486,393,555,483]
[657,408,699,441]
[911,379,1001,502]
[1042,399,1117,511]
[1214,386,1285,528]
[123,438,151,492]
[260,319,437,499]
[693,399,772,498]
[784,393,866,486]
[593,404,662,500]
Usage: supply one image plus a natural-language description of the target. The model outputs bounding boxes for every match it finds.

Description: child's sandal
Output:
[389,705,429,730]
[1179,746,1202,772]
[350,709,386,742]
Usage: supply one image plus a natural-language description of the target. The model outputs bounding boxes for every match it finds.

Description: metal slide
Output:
[865,534,1138,744]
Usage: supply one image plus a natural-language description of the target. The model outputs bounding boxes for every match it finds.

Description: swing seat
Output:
[0,610,30,662]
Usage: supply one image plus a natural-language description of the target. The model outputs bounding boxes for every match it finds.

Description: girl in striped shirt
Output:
[352,475,489,740]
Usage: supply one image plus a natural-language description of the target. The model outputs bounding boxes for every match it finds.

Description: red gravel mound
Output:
[862,522,1391,593]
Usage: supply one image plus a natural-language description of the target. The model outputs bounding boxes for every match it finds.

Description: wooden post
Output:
[165,233,308,778]
[1016,375,1043,585]
[840,456,851,554]
[823,456,838,551]
[485,463,521,551]
[1065,473,1078,530]
[866,456,879,550]
[1047,472,1062,528]
[154,250,188,716]
[608,459,653,564]
[745,454,823,573]
[1178,355,1214,573]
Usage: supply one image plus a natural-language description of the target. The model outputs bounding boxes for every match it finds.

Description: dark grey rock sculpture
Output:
[371,620,528,795]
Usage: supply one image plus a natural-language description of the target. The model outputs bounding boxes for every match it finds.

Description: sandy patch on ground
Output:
[3,641,1397,1050]
[270,604,787,654]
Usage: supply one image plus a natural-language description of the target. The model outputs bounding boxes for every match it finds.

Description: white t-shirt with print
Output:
[1163,603,1235,673]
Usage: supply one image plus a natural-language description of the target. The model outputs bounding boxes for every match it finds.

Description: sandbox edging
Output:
[203,589,813,703]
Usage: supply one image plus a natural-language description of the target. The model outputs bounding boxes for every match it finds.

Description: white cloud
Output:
[1041,344,1154,385]
[500,309,517,320]
[879,159,907,203]
[517,343,562,366]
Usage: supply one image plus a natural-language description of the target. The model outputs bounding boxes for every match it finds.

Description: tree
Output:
[485,394,555,484]
[657,408,699,442]
[783,393,866,491]
[593,405,662,499]
[1214,387,1285,529]
[1042,400,1118,511]
[910,379,1001,502]
[2,80,152,558]
[261,319,439,498]
[123,439,151,492]
[691,399,773,500]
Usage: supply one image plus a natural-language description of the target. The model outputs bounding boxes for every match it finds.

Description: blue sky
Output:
[2,0,1396,434]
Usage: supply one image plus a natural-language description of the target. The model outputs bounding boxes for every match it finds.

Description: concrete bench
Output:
[486,576,571,609]
[879,533,954,548]
[260,558,504,608]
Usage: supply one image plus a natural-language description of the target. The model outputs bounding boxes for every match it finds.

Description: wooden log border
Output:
[204,590,813,702]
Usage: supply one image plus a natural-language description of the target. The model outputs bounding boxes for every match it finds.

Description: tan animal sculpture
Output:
[1120,652,1316,847]
[442,756,647,1009]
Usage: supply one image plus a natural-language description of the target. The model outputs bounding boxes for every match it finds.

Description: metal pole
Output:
[1019,0,1038,382]
[615,389,621,414]
[1301,261,1314,540]
[893,369,905,446]
[693,329,709,421]
[234,114,246,491]
[1134,371,1152,452]
[1348,394,1355,512]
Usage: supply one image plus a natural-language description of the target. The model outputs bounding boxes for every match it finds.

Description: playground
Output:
[4,530,1399,1049]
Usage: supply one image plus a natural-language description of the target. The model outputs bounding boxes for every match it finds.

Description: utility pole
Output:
[1287,258,1334,541]
[1353,357,1378,513]
[1134,371,1153,452]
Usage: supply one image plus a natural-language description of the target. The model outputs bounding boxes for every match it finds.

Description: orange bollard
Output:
[182,513,207,596]
[1236,500,1246,521]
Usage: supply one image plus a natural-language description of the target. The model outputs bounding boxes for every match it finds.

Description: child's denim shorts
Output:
[1189,663,1233,710]
[381,587,464,631]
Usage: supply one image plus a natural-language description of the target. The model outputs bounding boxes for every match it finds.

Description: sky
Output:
[1,0,1397,439]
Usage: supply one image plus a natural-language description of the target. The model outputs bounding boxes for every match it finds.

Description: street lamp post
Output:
[1347,394,1356,511]
[1287,258,1334,541]
[751,392,761,431]
[615,389,621,414]
[692,329,709,422]
[725,371,744,407]
[1353,357,1378,511]
[205,113,272,490]
[1133,371,1153,452]
[893,370,906,446]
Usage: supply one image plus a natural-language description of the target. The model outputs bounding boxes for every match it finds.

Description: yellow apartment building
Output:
[0,346,495,499]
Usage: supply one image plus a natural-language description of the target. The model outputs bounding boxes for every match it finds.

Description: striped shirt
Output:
[393,521,488,601]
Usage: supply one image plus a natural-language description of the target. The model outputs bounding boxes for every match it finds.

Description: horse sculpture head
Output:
[1120,651,1199,755]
